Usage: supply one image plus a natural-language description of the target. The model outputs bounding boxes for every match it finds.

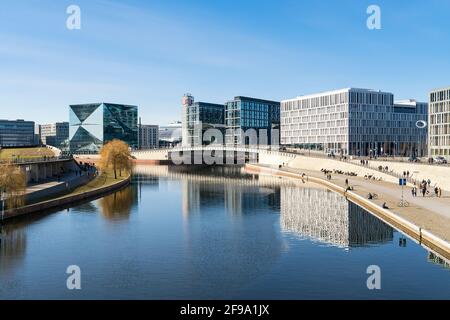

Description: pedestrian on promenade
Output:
[422,187,427,197]
[407,171,410,178]
[439,188,442,198]
[434,187,439,197]
[427,179,431,187]
[345,178,349,186]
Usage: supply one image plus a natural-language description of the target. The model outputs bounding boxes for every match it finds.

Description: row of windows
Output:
[429,125,450,135]
[430,136,450,147]
[349,91,393,106]
[429,101,450,113]
[430,148,450,156]
[430,88,450,103]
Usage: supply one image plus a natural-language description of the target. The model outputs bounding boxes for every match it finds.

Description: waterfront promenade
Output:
[248,163,450,245]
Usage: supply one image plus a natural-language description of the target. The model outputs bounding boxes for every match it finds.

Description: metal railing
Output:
[0,155,73,165]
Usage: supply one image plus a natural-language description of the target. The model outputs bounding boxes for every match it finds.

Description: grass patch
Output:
[0,147,55,160]
[67,171,129,196]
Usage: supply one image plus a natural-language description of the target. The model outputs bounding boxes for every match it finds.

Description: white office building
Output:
[39,122,69,149]
[281,88,428,157]
[429,86,450,160]
[139,124,159,149]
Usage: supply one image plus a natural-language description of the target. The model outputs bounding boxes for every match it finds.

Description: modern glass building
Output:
[0,119,36,147]
[182,94,225,146]
[69,103,138,153]
[225,96,280,145]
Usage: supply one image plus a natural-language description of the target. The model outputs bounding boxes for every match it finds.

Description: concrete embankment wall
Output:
[25,174,93,205]
[287,156,400,184]
[245,164,450,260]
[3,176,131,220]
[350,159,450,191]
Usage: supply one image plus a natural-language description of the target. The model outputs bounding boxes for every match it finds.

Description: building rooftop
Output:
[230,96,280,104]
[282,88,392,102]
[394,99,427,107]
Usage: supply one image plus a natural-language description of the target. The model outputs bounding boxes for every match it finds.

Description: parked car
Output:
[434,156,448,164]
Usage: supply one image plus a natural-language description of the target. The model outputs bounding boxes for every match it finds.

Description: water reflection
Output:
[99,186,137,220]
[428,252,450,269]
[136,165,394,249]
[280,187,394,248]
[0,165,449,299]
[0,223,27,273]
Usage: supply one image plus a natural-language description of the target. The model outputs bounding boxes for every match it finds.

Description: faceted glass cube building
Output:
[69,103,138,153]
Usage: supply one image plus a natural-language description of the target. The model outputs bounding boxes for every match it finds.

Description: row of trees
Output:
[98,139,132,179]
[0,162,26,209]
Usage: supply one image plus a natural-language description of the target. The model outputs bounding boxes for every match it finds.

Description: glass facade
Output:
[69,103,138,153]
[225,96,280,145]
[0,119,35,147]
[184,102,225,146]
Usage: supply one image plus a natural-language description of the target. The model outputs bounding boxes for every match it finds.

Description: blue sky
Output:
[1,0,450,125]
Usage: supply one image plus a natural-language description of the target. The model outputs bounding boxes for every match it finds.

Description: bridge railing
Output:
[0,155,73,165]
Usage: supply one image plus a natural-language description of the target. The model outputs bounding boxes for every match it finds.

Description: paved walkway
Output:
[278,165,450,242]
[25,173,81,196]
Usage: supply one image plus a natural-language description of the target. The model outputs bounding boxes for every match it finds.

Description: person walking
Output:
[439,187,442,198]
[422,187,427,197]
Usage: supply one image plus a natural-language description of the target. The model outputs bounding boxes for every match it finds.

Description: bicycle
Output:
[367,193,378,200]
[398,200,409,207]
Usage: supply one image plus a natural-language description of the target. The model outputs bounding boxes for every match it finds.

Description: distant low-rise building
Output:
[0,119,36,147]
[39,122,69,150]
[139,124,159,149]
[159,121,182,148]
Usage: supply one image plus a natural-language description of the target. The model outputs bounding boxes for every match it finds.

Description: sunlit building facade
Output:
[281,88,427,156]
[139,124,159,149]
[69,103,138,153]
[182,94,225,146]
[429,86,450,159]
[39,122,69,150]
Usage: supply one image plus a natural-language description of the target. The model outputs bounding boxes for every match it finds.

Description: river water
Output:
[0,165,449,299]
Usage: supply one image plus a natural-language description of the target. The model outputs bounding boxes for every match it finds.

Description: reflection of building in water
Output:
[181,179,280,216]
[280,187,393,248]
[133,165,288,217]
[173,166,280,216]
[427,251,450,269]
[0,225,27,272]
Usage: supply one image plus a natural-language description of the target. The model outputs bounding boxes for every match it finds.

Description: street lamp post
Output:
[416,120,427,159]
